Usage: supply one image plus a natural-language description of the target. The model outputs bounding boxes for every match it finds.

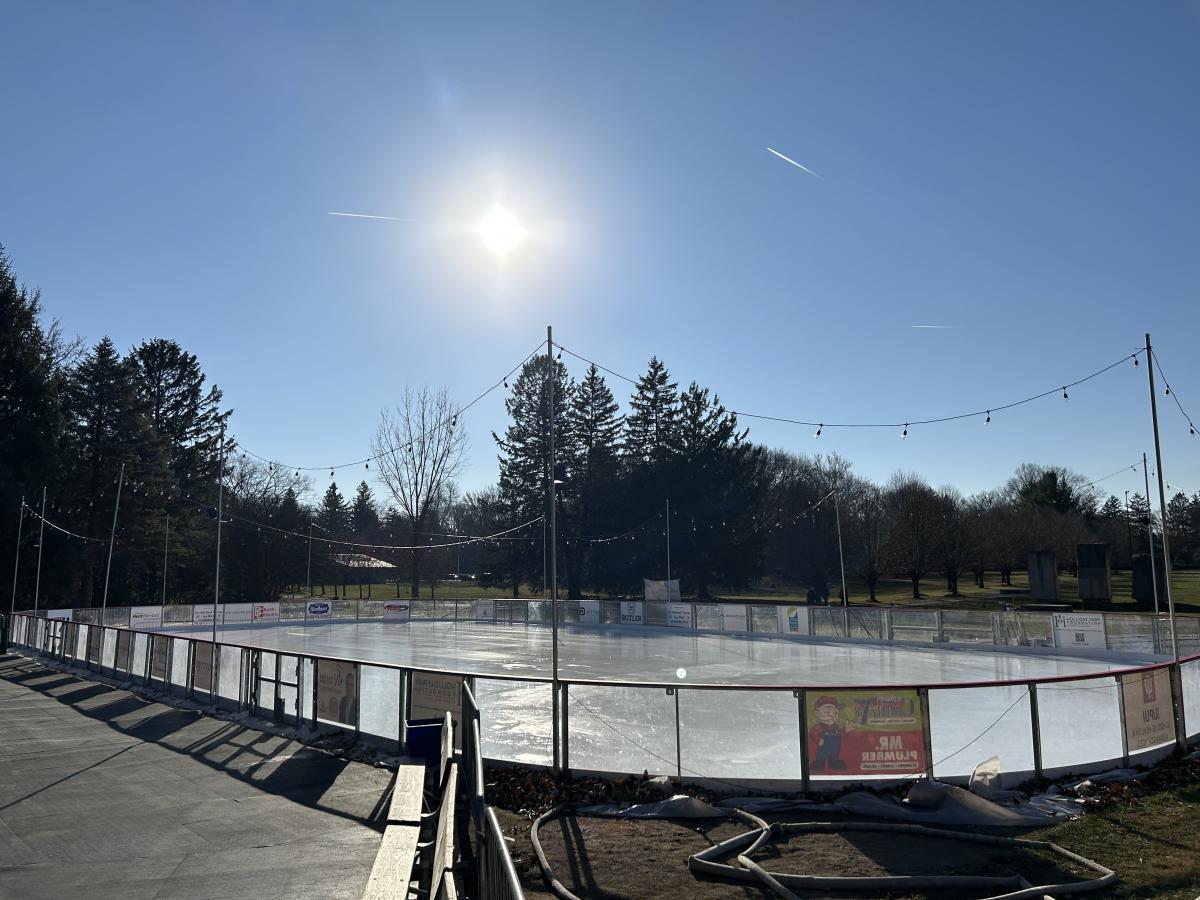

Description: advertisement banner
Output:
[620,601,644,625]
[252,602,279,624]
[150,636,169,681]
[778,605,810,635]
[129,606,163,631]
[806,689,926,776]
[316,659,358,725]
[666,604,692,628]
[193,604,216,627]
[47,608,72,621]
[410,670,464,750]
[1120,669,1174,752]
[475,599,496,622]
[720,604,749,633]
[576,600,600,625]
[383,600,411,622]
[644,579,681,603]
[193,641,215,694]
[1051,613,1107,650]
[306,600,332,620]
[221,603,252,625]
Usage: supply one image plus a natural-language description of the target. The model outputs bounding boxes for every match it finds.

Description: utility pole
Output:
[1144,334,1178,661]
[33,487,46,612]
[213,427,225,644]
[101,464,125,618]
[306,522,313,596]
[161,513,170,606]
[665,498,671,585]
[834,489,848,607]
[10,497,23,614]
[1123,490,1134,571]
[547,324,560,774]
[1142,453,1159,615]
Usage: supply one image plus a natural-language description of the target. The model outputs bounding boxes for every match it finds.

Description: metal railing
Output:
[8,610,1200,797]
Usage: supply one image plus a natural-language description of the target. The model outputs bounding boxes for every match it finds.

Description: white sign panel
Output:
[46,608,72,621]
[1121,669,1174,752]
[383,600,411,622]
[666,604,692,628]
[576,600,600,625]
[193,604,216,626]
[306,599,332,620]
[410,671,464,751]
[220,603,252,625]
[778,605,810,635]
[1051,613,1106,650]
[720,604,748,633]
[252,602,279,624]
[644,579,681,603]
[620,601,644,625]
[316,659,358,725]
[129,606,162,630]
[475,599,495,622]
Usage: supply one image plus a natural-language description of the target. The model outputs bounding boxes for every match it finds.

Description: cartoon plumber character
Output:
[810,695,855,771]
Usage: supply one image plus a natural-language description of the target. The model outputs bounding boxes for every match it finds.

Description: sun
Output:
[475,205,527,259]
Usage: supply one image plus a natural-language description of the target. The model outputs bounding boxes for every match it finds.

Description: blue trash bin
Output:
[406,717,444,762]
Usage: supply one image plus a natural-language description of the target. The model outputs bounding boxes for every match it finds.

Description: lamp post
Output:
[101,464,125,618]
[33,487,46,612]
[547,324,561,774]
[1142,453,1159,615]
[1144,333,1178,661]
[212,427,225,645]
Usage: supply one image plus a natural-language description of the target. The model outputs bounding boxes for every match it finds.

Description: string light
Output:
[1062,386,1068,400]
[814,424,822,439]
[985,411,991,425]
[901,423,908,440]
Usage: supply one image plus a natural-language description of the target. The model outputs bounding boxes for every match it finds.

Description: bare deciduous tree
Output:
[372,386,467,598]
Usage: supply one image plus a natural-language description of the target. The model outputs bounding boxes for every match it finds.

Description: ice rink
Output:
[151,618,1198,785]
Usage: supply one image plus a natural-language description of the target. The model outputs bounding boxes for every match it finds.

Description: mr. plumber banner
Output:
[807,689,926,776]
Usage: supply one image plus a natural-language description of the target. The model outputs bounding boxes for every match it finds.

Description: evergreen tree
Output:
[623,356,678,467]
[352,481,380,535]
[566,365,623,597]
[494,355,574,596]
[318,481,350,535]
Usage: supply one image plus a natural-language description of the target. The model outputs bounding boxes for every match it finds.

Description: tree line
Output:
[5,242,1200,609]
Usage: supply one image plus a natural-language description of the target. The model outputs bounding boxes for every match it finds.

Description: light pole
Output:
[1143,333,1178,661]
[834,490,848,607]
[33,487,46,612]
[1142,453,1159,615]
[1123,490,1134,570]
[212,427,225,645]
[101,463,125,619]
[547,324,561,774]
[9,497,23,614]
[161,513,170,606]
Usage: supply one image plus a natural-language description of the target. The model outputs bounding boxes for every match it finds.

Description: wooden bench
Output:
[362,760,426,900]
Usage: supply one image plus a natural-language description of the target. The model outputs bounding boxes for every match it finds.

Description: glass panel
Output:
[929,684,1034,779]
[749,606,780,634]
[1037,677,1123,772]
[680,688,799,780]
[1181,660,1200,739]
[476,679,552,766]
[847,609,884,640]
[566,684,676,776]
[101,629,117,670]
[170,638,189,686]
[132,632,148,677]
[300,658,315,721]
[359,665,400,741]
[218,646,242,701]
[941,611,993,644]
[1105,614,1155,655]
[694,604,720,631]
[891,610,938,642]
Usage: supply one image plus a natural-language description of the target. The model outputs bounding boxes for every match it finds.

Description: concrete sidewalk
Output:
[0,654,394,899]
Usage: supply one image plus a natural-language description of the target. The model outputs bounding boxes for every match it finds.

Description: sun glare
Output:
[475,205,527,259]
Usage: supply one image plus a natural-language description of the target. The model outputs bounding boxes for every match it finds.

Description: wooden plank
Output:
[387,761,426,826]
[361,823,420,900]
[429,762,458,900]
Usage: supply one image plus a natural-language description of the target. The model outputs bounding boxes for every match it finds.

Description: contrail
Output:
[328,211,422,222]
[911,324,965,329]
[766,147,822,179]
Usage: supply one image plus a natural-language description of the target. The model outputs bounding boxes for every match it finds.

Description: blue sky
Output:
[2,2,1198,504]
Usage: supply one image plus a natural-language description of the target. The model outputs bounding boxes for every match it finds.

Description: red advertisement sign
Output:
[806,689,926,776]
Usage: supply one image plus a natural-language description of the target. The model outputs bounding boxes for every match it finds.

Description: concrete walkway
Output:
[0,654,394,899]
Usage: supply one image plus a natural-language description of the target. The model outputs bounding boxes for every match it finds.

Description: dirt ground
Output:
[495,808,1091,900]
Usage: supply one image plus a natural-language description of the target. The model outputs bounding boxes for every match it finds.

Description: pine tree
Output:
[318,482,350,535]
[623,356,678,467]
[352,481,380,535]
[494,355,574,596]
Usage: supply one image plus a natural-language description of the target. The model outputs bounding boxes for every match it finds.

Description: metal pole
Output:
[306,522,313,596]
[834,490,848,607]
[1123,490,1134,572]
[10,496,23,614]
[1142,453,1159,615]
[213,428,225,645]
[162,513,169,606]
[33,488,47,612]
[101,463,125,616]
[548,324,560,773]
[1144,334,1178,661]
[665,498,671,583]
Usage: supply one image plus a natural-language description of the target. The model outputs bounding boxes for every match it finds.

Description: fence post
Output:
[936,610,945,643]
[560,681,570,775]
[885,609,894,642]
[797,690,809,790]
[1170,664,1187,752]
[670,687,682,779]
[1028,683,1043,778]
[919,688,933,779]
[399,668,409,754]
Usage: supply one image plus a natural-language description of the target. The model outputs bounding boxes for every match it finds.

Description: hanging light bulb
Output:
[1062,387,1069,400]
[1191,424,1196,435]
[814,424,822,439]
[985,411,991,425]
[329,469,334,478]
[1165,385,1170,396]
[365,461,369,470]
[503,378,509,388]
[901,423,909,440]
[1133,356,1140,367]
